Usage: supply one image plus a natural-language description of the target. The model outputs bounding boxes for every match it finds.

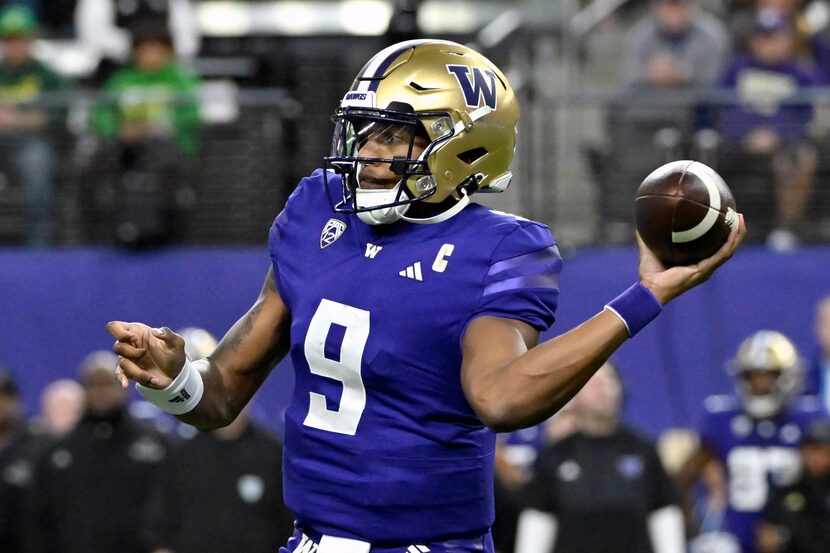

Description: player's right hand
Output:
[106,321,187,390]
[638,212,746,304]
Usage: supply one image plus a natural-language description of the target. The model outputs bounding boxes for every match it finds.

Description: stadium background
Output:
[1,0,828,438]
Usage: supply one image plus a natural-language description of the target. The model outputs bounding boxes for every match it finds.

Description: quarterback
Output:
[108,40,745,552]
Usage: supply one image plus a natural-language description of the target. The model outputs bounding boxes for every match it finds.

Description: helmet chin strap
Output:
[354,158,473,225]
[399,189,469,224]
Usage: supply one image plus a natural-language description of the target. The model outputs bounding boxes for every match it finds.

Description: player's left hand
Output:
[638,213,745,304]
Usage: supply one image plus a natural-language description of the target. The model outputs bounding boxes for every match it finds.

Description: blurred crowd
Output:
[0,0,201,247]
[0,0,826,250]
[602,0,830,249]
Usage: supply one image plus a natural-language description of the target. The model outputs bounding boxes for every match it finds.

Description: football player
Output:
[678,330,829,553]
[108,40,744,552]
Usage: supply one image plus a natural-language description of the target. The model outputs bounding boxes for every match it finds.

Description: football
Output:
[634,160,738,266]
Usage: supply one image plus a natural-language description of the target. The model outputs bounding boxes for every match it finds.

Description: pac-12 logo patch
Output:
[321,218,347,248]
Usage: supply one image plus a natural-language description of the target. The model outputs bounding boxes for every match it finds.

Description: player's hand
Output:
[638,213,745,304]
[106,321,187,390]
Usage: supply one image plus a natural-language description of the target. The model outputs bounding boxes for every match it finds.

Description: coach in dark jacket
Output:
[143,407,295,553]
[28,351,171,553]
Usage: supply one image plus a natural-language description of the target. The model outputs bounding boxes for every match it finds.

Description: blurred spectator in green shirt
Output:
[0,5,69,246]
[92,24,201,159]
[91,23,201,247]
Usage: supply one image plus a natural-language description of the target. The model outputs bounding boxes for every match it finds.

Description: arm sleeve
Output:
[468,222,562,332]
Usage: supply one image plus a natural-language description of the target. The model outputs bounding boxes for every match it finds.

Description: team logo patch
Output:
[321,218,347,248]
[447,64,498,109]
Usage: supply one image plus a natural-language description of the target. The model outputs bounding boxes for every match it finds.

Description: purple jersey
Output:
[269,170,561,543]
[699,394,827,553]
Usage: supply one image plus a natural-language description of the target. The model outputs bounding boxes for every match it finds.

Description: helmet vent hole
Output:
[409,81,427,91]
[457,147,488,164]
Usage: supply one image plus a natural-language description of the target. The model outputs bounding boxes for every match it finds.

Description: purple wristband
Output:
[605,283,663,337]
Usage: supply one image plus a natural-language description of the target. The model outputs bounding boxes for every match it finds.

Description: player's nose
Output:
[358,137,391,162]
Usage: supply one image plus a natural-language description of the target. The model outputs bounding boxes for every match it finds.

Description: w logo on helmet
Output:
[447,65,498,110]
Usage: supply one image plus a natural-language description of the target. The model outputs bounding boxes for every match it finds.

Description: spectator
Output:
[515,362,685,553]
[33,378,85,437]
[0,367,47,553]
[804,293,830,412]
[28,350,170,553]
[0,5,69,246]
[143,407,295,553]
[620,0,731,91]
[757,419,830,553]
[713,9,817,248]
[752,0,830,81]
[597,0,730,241]
[677,331,828,553]
[91,23,201,246]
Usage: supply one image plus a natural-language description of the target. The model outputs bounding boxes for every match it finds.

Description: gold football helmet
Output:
[732,330,802,418]
[324,39,520,225]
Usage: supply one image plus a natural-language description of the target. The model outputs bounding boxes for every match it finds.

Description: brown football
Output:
[634,160,738,266]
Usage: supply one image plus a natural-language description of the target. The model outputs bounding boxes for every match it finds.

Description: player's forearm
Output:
[176,277,291,429]
[177,336,288,430]
[173,357,240,429]
[466,310,627,432]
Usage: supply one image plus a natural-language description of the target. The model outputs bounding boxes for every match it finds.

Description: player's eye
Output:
[383,133,406,145]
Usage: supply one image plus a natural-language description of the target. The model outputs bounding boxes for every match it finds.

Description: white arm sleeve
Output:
[515,509,558,553]
[647,505,685,553]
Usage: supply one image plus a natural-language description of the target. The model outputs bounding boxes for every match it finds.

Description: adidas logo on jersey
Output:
[295,534,318,553]
[407,546,430,553]
[399,262,423,281]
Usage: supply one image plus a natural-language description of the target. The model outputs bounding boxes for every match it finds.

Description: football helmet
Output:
[324,39,519,225]
[732,330,802,418]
